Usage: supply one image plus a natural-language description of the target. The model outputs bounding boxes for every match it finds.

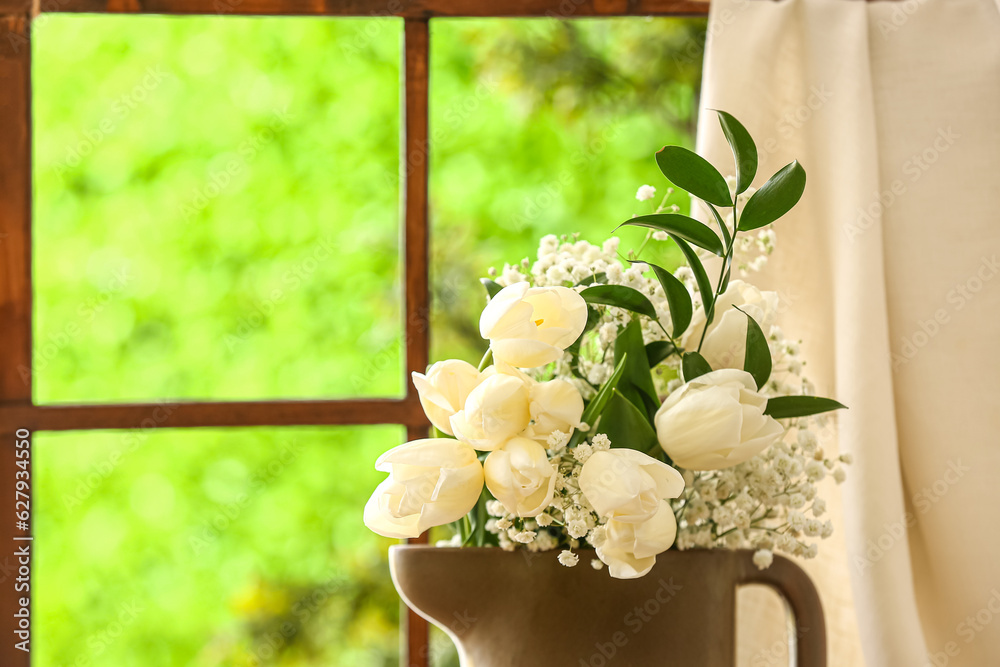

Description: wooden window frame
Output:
[0,2,708,665]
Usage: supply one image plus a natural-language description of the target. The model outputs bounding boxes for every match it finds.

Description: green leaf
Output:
[576,272,606,287]
[581,285,658,320]
[719,260,733,294]
[763,396,847,420]
[734,306,772,390]
[705,203,732,252]
[567,306,601,352]
[595,390,659,453]
[636,260,692,338]
[480,278,502,299]
[681,351,712,382]
[618,214,724,257]
[473,488,489,547]
[671,236,716,327]
[655,145,733,207]
[569,354,628,448]
[614,319,659,414]
[715,110,758,195]
[738,160,807,231]
[645,340,676,367]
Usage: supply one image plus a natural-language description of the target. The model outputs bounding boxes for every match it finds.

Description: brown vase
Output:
[390,546,825,667]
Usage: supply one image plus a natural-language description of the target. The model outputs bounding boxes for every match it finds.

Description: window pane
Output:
[32,16,403,402]
[34,426,405,666]
[429,18,704,363]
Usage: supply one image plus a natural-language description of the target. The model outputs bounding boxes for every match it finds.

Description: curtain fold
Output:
[696,1,1000,665]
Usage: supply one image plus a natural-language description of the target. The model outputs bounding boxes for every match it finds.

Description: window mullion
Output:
[402,16,431,667]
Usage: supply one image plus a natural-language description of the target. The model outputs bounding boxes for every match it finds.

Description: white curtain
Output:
[695,0,1000,665]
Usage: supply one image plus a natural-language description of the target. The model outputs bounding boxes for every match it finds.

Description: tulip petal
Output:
[490,338,562,369]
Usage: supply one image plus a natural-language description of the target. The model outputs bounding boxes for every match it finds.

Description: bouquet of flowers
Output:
[364,112,848,579]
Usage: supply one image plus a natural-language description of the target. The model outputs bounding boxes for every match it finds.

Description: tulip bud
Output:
[655,369,784,470]
[479,282,588,368]
[412,360,482,436]
[363,439,484,539]
[484,437,557,518]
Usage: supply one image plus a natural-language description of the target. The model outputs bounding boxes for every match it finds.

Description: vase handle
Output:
[735,554,827,667]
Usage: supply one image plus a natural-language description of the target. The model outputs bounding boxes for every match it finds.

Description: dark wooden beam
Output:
[0,399,429,431]
[0,14,32,408]
[0,0,711,16]
[403,17,430,394]
[402,18,431,667]
[0,13,32,667]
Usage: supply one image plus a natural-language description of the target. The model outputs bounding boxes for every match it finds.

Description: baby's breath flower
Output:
[546,430,571,450]
[567,520,589,539]
[558,550,579,567]
[635,184,657,202]
[811,498,826,516]
[511,530,536,544]
[752,549,774,570]
[573,444,594,464]
[590,433,611,451]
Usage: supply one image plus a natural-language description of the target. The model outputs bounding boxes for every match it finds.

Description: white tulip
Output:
[450,373,531,451]
[682,280,779,371]
[654,369,784,471]
[483,436,557,517]
[411,360,482,436]
[480,282,588,368]
[579,449,685,523]
[523,378,584,441]
[363,439,484,539]
[593,500,678,579]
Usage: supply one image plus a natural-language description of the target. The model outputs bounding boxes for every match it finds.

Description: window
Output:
[0,3,708,665]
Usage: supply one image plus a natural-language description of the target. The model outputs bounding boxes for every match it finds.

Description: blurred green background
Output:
[31,15,704,666]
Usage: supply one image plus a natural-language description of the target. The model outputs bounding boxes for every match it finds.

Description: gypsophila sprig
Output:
[363,111,847,579]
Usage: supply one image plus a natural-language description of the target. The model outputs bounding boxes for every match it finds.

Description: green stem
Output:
[478,348,493,371]
[633,229,654,258]
[459,515,472,545]
[696,203,739,354]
